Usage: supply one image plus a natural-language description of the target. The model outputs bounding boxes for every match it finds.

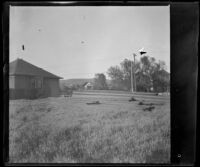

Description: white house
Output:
[84,82,93,90]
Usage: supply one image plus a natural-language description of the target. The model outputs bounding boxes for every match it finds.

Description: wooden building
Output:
[9,58,62,99]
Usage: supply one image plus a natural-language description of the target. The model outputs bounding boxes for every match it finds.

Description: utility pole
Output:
[131,60,133,93]
[131,53,137,93]
[133,53,137,92]
[130,48,147,93]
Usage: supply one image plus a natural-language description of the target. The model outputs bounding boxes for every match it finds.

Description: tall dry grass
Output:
[9,97,170,163]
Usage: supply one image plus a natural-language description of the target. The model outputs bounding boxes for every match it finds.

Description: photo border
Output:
[2,1,198,166]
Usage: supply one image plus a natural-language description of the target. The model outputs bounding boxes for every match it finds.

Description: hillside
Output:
[60,78,112,90]
[60,78,94,86]
[59,78,94,90]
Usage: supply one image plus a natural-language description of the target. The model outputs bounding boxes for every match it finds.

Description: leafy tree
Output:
[107,56,170,92]
[139,56,156,91]
[152,71,169,92]
[140,56,156,78]
[152,61,170,92]
[136,71,152,92]
[120,59,141,91]
[107,65,124,81]
[157,60,167,71]
[107,66,125,90]
[93,73,108,90]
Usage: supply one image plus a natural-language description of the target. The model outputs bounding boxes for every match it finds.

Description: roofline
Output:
[9,73,63,79]
[9,58,63,79]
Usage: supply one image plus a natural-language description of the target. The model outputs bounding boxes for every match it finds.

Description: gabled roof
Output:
[60,78,94,87]
[9,58,62,79]
[83,82,93,87]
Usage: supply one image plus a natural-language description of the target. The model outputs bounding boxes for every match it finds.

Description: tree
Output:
[152,61,170,92]
[107,56,170,92]
[157,60,167,71]
[136,71,152,92]
[140,56,156,77]
[120,59,141,91]
[138,56,156,91]
[107,59,141,91]
[93,73,108,90]
[107,65,127,90]
[107,65,124,81]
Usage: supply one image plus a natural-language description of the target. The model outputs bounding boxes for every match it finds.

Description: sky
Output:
[10,6,170,79]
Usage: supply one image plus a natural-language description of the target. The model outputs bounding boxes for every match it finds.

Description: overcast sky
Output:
[10,6,170,79]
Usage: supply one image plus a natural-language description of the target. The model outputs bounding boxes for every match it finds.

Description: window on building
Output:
[37,79,42,88]
[31,78,43,89]
[31,79,35,88]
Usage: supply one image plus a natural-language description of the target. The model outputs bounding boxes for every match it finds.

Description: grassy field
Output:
[9,93,170,163]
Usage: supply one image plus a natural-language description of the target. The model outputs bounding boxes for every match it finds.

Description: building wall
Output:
[43,78,60,97]
[9,75,60,99]
[13,75,32,89]
[9,75,42,99]
[9,76,15,89]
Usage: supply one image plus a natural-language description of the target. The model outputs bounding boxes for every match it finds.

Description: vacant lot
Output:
[9,92,170,163]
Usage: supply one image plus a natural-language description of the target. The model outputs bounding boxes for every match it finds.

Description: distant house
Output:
[83,82,93,90]
[59,78,94,91]
[9,58,63,99]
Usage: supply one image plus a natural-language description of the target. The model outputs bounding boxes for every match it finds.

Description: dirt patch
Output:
[129,97,137,102]
[86,101,101,105]
[143,106,155,112]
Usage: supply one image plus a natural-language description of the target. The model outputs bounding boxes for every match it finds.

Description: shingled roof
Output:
[9,58,62,79]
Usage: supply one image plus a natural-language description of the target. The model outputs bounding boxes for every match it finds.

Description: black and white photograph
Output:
[8,5,171,163]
